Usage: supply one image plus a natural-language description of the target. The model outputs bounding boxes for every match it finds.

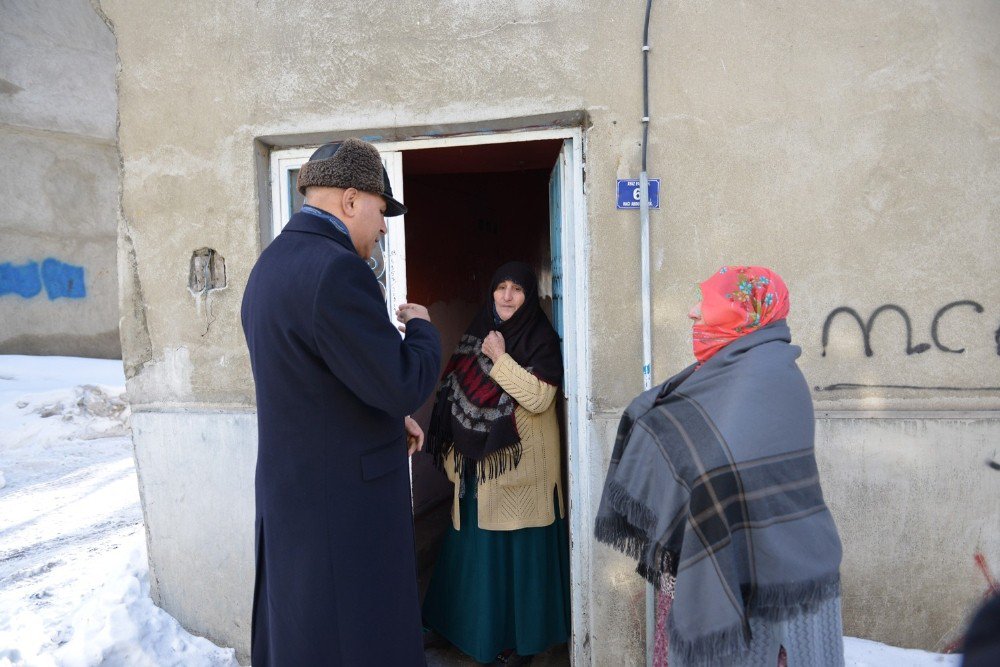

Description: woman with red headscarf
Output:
[689,266,790,364]
[596,266,844,667]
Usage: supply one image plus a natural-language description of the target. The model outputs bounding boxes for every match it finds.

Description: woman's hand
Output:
[482,331,506,362]
[404,416,424,456]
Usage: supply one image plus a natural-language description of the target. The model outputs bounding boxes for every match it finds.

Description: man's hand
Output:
[395,303,431,333]
[404,416,424,456]
[482,331,506,362]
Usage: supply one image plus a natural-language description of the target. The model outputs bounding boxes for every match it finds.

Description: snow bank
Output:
[0,356,240,667]
[0,531,239,667]
[0,356,130,455]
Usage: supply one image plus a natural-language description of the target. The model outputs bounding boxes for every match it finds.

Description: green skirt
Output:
[422,483,571,663]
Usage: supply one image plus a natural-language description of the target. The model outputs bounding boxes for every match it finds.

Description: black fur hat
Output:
[296,138,406,216]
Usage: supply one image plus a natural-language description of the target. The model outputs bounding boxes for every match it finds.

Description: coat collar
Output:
[283,210,358,255]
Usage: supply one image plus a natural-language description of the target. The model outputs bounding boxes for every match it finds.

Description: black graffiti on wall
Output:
[816,300,1000,392]
[821,305,929,357]
[821,301,996,357]
[931,301,986,354]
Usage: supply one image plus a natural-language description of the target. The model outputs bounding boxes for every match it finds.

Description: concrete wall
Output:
[0,0,121,358]
[130,411,256,650]
[101,0,999,662]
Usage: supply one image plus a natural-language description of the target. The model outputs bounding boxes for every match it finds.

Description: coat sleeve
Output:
[488,352,557,414]
[312,254,442,417]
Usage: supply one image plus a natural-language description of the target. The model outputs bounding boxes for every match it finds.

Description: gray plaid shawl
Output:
[594,321,842,665]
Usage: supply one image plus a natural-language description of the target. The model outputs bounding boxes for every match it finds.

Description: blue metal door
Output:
[548,148,564,344]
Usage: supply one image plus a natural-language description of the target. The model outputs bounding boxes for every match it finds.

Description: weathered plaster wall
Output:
[0,0,121,358]
[102,0,999,662]
[816,417,1000,649]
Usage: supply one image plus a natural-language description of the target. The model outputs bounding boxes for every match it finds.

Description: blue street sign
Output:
[616,178,661,209]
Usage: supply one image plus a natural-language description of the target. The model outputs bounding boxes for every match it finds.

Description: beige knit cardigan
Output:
[443,352,565,531]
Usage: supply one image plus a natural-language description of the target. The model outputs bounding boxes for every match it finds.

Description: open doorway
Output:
[268,130,586,664]
[401,140,571,666]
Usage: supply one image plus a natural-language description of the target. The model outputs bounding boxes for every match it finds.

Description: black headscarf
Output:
[426,262,563,481]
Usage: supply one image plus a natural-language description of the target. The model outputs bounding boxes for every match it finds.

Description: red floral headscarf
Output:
[692,266,790,364]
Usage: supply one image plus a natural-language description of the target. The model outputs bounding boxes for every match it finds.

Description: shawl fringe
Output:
[594,482,678,587]
[470,441,523,482]
[426,428,449,474]
[748,573,841,621]
[605,480,656,533]
[666,614,751,667]
[431,438,525,483]
[594,516,649,561]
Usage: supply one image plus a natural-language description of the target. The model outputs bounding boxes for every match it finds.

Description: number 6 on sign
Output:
[617,179,661,209]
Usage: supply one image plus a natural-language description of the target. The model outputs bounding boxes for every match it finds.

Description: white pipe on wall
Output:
[640,1,656,663]
[640,171,655,667]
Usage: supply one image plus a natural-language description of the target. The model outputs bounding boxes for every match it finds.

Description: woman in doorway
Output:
[595,266,844,667]
[422,261,570,667]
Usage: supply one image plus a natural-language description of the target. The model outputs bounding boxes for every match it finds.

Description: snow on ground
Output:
[0,356,238,667]
[0,355,965,666]
[843,637,960,666]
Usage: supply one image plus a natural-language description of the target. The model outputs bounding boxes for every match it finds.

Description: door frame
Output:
[270,127,593,662]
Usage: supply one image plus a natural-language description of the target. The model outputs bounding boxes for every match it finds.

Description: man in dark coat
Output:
[241,138,442,666]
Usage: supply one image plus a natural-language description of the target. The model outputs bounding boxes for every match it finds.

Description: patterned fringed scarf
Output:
[427,262,562,482]
[595,321,842,667]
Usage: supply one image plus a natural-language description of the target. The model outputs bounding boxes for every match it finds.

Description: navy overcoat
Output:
[241,210,442,666]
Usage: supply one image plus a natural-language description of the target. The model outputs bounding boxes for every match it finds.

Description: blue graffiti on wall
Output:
[41,259,86,299]
[0,259,86,300]
[0,262,43,298]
